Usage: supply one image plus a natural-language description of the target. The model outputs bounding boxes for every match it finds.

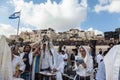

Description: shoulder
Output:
[19,52,25,58]
[20,52,24,55]
[14,55,20,58]
[13,55,21,61]
[88,55,93,62]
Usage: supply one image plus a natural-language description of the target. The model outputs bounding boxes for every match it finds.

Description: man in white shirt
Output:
[96,48,103,64]
[61,50,68,73]
[96,61,106,80]
[96,45,120,80]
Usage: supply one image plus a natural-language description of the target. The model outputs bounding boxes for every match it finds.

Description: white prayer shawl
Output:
[104,45,120,80]
[50,48,64,80]
[20,51,33,66]
[0,35,13,80]
[40,50,51,69]
[40,41,64,80]
[74,46,93,77]
[12,55,25,75]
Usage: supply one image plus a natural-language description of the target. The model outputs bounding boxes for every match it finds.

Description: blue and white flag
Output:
[9,11,20,19]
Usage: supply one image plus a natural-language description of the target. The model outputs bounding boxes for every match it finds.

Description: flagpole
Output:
[16,10,21,41]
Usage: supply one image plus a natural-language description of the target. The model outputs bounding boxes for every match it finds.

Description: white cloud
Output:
[0,23,16,37]
[94,0,120,13]
[11,0,88,32]
[0,23,32,37]
[87,27,103,35]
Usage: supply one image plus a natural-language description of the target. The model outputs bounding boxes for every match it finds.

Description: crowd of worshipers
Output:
[0,35,120,80]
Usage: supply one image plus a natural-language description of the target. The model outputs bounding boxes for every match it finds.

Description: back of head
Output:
[108,42,114,48]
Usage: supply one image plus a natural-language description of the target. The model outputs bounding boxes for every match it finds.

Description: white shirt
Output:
[61,53,68,66]
[12,55,25,75]
[40,50,51,69]
[96,54,103,64]
[96,61,106,80]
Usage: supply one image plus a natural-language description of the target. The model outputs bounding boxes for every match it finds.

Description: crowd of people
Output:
[0,35,120,80]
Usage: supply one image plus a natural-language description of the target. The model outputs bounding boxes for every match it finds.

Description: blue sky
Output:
[0,0,120,37]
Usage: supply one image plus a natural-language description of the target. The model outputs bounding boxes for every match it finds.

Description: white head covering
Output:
[77,46,90,63]
[104,45,120,80]
[0,35,13,80]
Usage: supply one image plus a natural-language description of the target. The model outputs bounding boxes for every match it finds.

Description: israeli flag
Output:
[9,12,20,19]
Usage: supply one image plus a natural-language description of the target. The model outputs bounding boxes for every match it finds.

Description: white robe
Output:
[0,35,13,80]
[96,54,103,64]
[96,61,106,80]
[50,48,65,80]
[104,45,120,80]
[40,50,51,70]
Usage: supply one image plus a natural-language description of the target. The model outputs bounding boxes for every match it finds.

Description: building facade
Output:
[9,28,104,43]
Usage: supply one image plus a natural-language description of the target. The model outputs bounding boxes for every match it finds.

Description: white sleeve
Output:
[19,52,24,59]
[18,57,26,72]
[97,55,103,64]
[65,54,68,59]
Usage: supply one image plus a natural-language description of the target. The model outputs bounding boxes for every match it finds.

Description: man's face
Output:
[79,48,86,58]
[61,50,65,54]
[25,46,31,52]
